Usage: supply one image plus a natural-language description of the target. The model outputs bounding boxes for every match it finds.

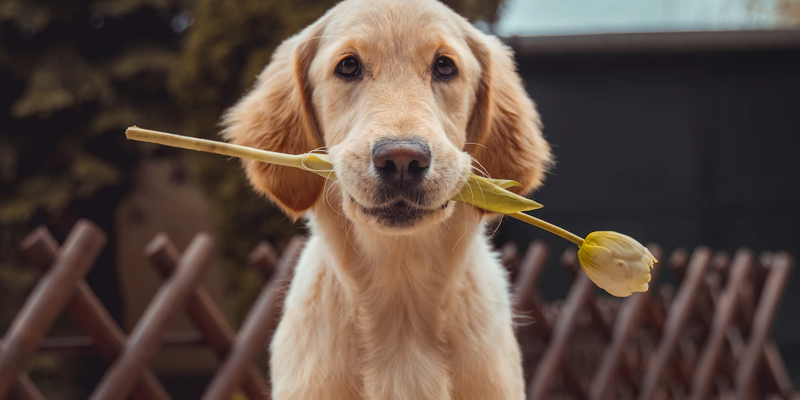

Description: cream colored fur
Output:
[222,0,553,399]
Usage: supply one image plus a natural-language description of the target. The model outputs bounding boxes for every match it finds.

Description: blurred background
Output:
[1,0,799,398]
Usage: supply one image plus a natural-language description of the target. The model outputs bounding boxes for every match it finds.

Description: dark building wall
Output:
[496,38,800,381]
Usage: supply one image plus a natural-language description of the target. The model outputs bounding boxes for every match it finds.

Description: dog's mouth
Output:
[353,197,449,227]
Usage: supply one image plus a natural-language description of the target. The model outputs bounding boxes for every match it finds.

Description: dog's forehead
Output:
[322,0,466,58]
[328,0,458,28]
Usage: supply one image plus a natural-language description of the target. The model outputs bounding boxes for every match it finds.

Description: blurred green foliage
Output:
[0,0,504,396]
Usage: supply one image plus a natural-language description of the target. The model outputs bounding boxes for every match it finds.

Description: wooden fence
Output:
[0,219,795,400]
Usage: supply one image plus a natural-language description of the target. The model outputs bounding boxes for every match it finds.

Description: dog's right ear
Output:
[222,21,326,219]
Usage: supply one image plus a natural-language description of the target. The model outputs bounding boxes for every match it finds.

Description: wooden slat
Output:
[734,252,794,400]
[762,342,795,399]
[249,242,279,282]
[200,236,305,400]
[88,233,216,400]
[0,221,106,399]
[147,234,271,400]
[36,332,206,353]
[526,251,592,400]
[638,246,712,400]
[0,340,46,400]
[690,249,753,400]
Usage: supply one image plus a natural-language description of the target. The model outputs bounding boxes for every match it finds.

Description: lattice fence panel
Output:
[0,220,795,400]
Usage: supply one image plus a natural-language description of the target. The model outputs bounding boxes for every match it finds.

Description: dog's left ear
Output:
[221,21,326,219]
[464,28,553,196]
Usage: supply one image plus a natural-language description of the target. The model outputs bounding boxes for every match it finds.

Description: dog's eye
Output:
[432,56,457,80]
[335,56,362,79]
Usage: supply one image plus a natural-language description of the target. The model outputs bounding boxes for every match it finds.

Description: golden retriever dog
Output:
[222,0,552,398]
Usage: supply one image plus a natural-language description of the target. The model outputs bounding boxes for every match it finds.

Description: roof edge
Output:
[502,29,800,55]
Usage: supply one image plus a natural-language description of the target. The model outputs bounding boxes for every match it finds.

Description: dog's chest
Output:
[271,230,516,399]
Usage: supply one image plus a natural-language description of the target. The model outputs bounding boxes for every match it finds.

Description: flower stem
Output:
[126,126,308,167]
[125,126,333,175]
[508,212,585,247]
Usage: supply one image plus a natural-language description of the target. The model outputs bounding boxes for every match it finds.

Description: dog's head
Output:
[223,0,552,232]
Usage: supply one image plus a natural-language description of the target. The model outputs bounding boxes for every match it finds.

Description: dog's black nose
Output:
[372,139,431,189]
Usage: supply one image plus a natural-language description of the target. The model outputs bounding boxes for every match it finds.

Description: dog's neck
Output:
[307,198,489,333]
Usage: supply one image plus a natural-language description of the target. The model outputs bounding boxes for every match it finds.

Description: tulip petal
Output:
[455,175,543,214]
[582,265,631,297]
[490,179,524,189]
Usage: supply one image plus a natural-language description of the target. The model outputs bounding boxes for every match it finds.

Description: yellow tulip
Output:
[125,126,656,297]
[577,232,657,297]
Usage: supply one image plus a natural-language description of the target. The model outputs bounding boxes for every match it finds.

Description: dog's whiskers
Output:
[470,156,492,180]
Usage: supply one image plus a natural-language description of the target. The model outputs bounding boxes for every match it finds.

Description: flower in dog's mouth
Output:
[125,126,657,297]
